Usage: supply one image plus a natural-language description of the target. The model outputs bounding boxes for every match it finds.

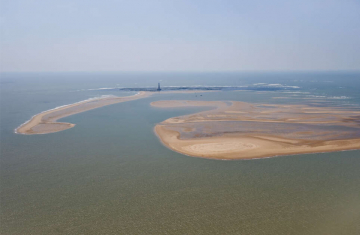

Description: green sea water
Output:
[1,72,360,234]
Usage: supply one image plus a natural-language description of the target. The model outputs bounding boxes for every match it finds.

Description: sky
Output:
[0,0,359,72]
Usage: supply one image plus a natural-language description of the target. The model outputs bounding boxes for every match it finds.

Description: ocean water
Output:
[1,72,360,235]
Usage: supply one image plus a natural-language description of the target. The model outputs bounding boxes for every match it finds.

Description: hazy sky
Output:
[1,0,359,72]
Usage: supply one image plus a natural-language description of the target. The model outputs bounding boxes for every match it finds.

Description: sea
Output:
[1,72,360,235]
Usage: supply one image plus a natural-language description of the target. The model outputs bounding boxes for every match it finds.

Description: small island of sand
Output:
[152,100,360,160]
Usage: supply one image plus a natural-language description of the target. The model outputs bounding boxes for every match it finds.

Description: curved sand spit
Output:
[152,100,360,160]
[16,92,151,134]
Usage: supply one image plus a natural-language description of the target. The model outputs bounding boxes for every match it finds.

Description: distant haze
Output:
[1,0,359,72]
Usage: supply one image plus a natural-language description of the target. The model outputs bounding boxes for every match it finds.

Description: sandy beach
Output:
[152,100,360,160]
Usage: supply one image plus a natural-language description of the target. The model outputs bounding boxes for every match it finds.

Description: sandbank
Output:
[16,92,151,134]
[152,100,360,160]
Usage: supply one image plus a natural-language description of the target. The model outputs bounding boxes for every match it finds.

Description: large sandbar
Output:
[152,100,360,160]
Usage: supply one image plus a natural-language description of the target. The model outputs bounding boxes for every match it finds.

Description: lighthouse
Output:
[157,83,161,91]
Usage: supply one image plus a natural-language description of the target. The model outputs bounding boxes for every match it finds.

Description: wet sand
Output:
[152,100,360,160]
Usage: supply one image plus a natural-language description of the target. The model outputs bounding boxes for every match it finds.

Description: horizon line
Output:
[1,69,360,74]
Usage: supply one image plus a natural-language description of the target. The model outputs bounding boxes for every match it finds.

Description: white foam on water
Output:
[306,95,351,100]
[87,87,123,91]
[328,96,351,99]
[252,83,300,89]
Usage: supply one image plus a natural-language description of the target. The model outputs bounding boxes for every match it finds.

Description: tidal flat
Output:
[152,100,360,159]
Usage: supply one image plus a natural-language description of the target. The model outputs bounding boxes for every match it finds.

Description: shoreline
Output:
[154,125,360,160]
[152,100,360,160]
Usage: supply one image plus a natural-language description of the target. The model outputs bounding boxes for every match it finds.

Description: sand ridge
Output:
[16,92,152,134]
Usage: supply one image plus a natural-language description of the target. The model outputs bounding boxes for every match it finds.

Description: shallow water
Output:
[1,72,360,234]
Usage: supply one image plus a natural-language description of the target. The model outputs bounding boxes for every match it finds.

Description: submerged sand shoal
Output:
[152,100,360,160]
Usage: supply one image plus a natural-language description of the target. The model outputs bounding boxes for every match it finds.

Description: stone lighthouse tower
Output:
[157,83,161,91]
